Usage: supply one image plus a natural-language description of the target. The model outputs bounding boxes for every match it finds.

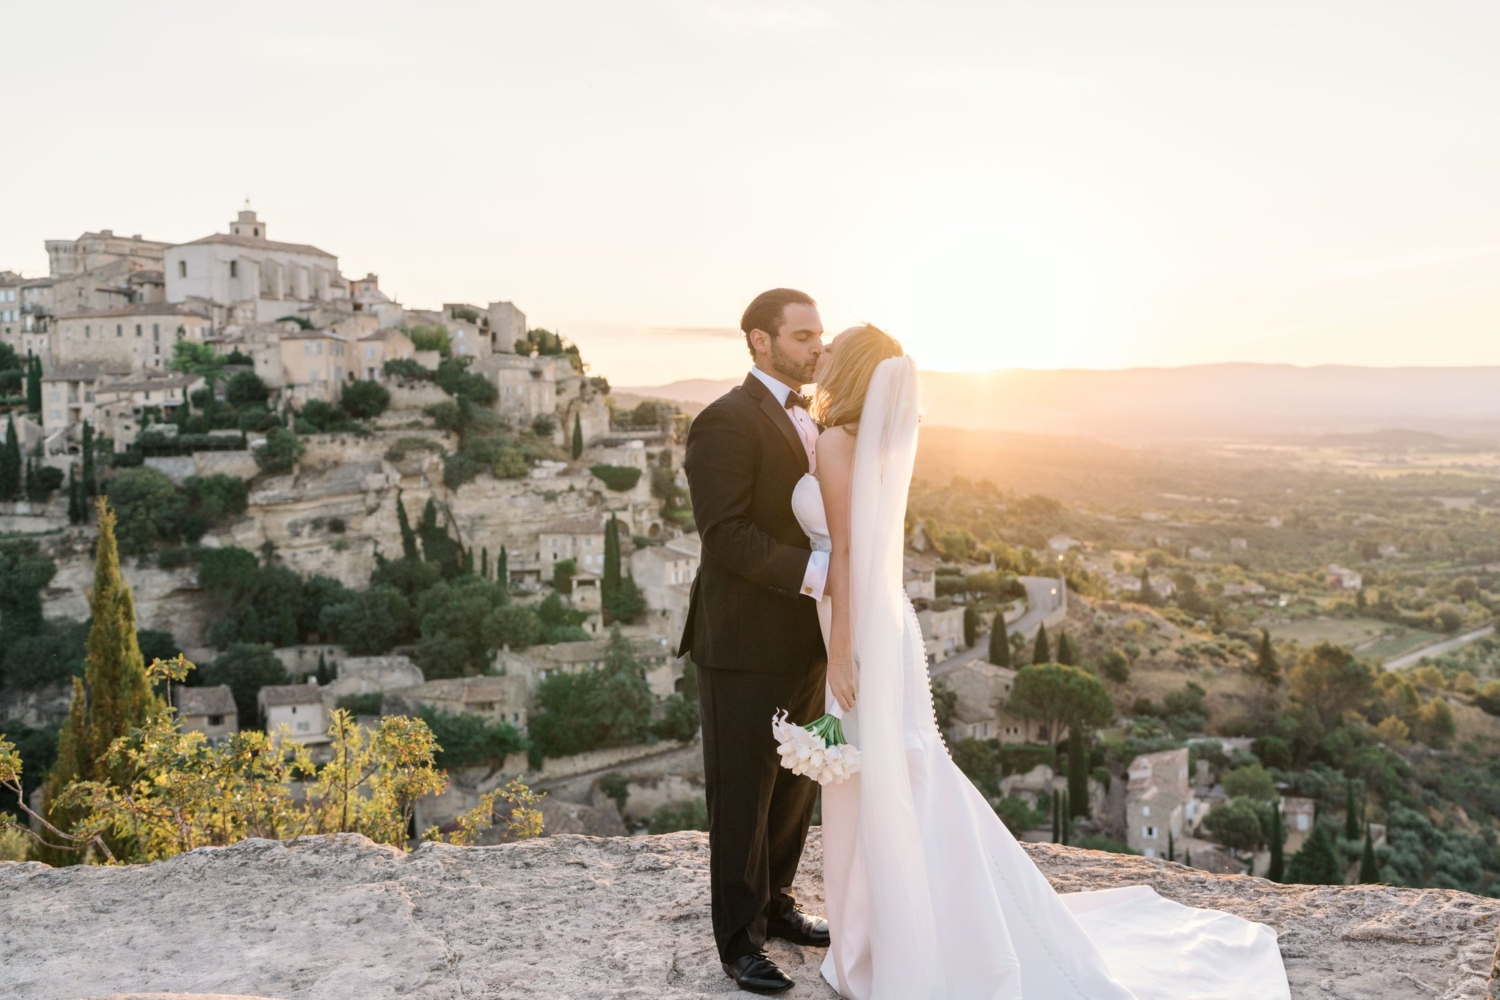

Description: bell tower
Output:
[229,199,265,240]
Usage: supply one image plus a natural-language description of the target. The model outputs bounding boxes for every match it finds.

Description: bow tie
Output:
[785,390,811,411]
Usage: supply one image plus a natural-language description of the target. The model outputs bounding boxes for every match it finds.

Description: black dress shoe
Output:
[767,906,831,947]
[723,950,795,994]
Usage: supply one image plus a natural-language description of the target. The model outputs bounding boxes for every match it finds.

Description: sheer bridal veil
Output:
[846,355,946,999]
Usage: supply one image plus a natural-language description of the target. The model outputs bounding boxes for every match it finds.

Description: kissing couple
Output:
[678,288,1292,998]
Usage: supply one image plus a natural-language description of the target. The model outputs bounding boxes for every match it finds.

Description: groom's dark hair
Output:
[741,288,816,356]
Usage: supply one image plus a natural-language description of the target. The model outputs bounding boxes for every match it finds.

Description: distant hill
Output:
[621,364,1500,440]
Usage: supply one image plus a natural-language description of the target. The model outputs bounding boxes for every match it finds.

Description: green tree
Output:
[319,585,416,655]
[1285,825,1343,885]
[1168,829,1175,863]
[197,643,290,730]
[1222,763,1277,801]
[254,426,303,475]
[604,573,647,624]
[40,499,165,861]
[1032,623,1050,664]
[170,341,225,415]
[930,678,957,734]
[1056,630,1077,666]
[1344,783,1360,842]
[26,354,42,414]
[571,412,584,460]
[396,492,419,561]
[1060,790,1070,845]
[1202,796,1264,853]
[415,576,509,678]
[1289,642,1374,731]
[417,497,462,577]
[1007,662,1113,749]
[529,626,654,759]
[225,370,269,408]
[497,545,509,588]
[1267,807,1285,882]
[988,614,1011,668]
[1099,648,1130,684]
[0,540,56,650]
[1138,565,1155,605]
[341,380,391,419]
[963,605,979,649]
[103,466,181,555]
[0,414,20,501]
[1067,734,1089,818]
[952,737,999,796]
[67,466,85,524]
[1358,825,1380,883]
[1253,629,1281,688]
[480,547,489,580]
[418,707,527,770]
[1051,789,1060,842]
[81,420,96,497]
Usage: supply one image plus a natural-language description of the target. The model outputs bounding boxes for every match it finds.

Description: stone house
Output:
[472,353,559,429]
[1327,565,1363,591]
[494,634,681,701]
[174,684,238,744]
[1279,796,1317,855]
[165,207,349,325]
[41,361,125,446]
[354,327,415,382]
[943,659,1058,745]
[1125,748,1197,858]
[630,534,699,638]
[913,599,965,662]
[347,273,405,329]
[903,554,937,601]
[320,655,425,707]
[257,682,330,745]
[487,301,526,351]
[91,372,202,451]
[51,304,211,372]
[384,675,528,731]
[539,514,607,579]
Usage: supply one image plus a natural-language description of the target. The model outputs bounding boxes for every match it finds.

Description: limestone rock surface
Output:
[2,831,1496,1000]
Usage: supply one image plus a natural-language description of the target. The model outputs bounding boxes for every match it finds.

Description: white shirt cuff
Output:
[800,550,829,601]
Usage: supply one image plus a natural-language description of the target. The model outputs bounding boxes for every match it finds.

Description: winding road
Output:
[930,575,1067,678]
[1381,624,1494,672]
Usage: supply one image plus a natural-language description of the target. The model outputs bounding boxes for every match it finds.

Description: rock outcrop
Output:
[3,831,1496,1000]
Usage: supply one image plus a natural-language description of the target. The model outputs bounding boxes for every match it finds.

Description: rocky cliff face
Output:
[4,831,1496,1000]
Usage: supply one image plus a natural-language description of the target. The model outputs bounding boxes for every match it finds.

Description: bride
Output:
[792,325,1291,1000]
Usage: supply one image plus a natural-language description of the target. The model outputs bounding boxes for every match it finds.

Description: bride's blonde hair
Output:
[810,324,904,431]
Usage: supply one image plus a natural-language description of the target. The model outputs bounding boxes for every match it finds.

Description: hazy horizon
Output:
[6,1,1500,386]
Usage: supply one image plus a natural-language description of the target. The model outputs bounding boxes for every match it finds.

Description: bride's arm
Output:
[817,427,858,712]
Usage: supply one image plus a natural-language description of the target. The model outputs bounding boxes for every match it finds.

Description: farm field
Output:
[1262,616,1441,662]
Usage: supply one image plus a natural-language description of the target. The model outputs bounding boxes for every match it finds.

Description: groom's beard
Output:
[769,338,817,385]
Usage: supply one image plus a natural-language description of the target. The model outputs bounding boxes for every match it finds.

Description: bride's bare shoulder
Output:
[816,425,856,462]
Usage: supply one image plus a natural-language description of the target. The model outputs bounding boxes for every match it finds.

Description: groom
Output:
[679,288,831,994]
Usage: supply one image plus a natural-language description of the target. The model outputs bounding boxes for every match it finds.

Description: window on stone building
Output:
[116,324,123,337]
[230,261,238,279]
[1143,825,1157,839]
[135,324,142,337]
[178,261,187,278]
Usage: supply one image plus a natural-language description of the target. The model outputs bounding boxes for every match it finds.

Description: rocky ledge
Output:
[3,831,1496,1000]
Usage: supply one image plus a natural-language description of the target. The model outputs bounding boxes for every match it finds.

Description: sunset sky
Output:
[5,1,1500,385]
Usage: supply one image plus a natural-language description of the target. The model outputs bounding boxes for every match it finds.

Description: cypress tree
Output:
[1051,789,1060,843]
[1267,807,1284,882]
[1254,629,1280,687]
[396,492,418,561]
[1168,830,1175,863]
[462,547,474,576]
[1185,848,1193,868]
[498,545,509,588]
[1056,631,1076,666]
[0,413,20,501]
[1285,825,1343,886]
[1060,791,1070,845]
[603,514,621,598]
[1358,825,1380,883]
[1067,732,1088,818]
[1138,565,1155,605]
[1033,622,1050,664]
[316,651,333,686]
[26,354,43,413]
[1344,783,1360,842]
[41,498,163,861]
[66,466,84,524]
[571,412,583,460]
[81,420,96,497]
[963,605,979,648]
[480,547,489,580]
[988,613,1011,667]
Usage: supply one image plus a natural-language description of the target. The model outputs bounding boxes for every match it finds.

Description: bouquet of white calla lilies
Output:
[772,708,861,785]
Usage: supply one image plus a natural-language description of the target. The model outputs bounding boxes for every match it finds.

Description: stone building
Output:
[40,361,126,448]
[630,534,700,640]
[539,514,608,579]
[487,301,526,351]
[384,675,529,731]
[904,554,937,602]
[472,353,559,430]
[494,634,681,701]
[1125,747,1197,858]
[92,372,203,452]
[51,304,212,371]
[223,323,351,405]
[257,682,330,745]
[348,273,405,329]
[46,229,170,279]
[174,684,239,744]
[165,206,349,325]
[1279,796,1317,855]
[913,599,965,661]
[355,327,416,382]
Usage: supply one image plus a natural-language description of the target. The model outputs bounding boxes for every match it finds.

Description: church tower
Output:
[230,200,265,240]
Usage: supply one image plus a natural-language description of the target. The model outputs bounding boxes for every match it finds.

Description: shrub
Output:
[1223,763,1277,801]
[103,466,182,555]
[342,380,391,419]
[649,798,708,834]
[336,692,384,716]
[418,707,527,770]
[1072,834,1139,856]
[993,795,1046,836]
[408,324,451,354]
[590,465,643,492]
[226,371,269,407]
[384,358,433,382]
[952,737,1000,796]
[254,427,303,474]
[998,744,1057,776]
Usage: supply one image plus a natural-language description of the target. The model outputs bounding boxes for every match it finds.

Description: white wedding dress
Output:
[790,357,1290,1000]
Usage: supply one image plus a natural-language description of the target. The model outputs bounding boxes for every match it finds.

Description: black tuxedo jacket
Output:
[678,373,826,674]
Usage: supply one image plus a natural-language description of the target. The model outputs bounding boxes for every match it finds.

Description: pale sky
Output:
[5,1,1500,385]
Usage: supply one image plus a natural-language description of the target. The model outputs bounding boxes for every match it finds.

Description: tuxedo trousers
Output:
[697,659,827,964]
